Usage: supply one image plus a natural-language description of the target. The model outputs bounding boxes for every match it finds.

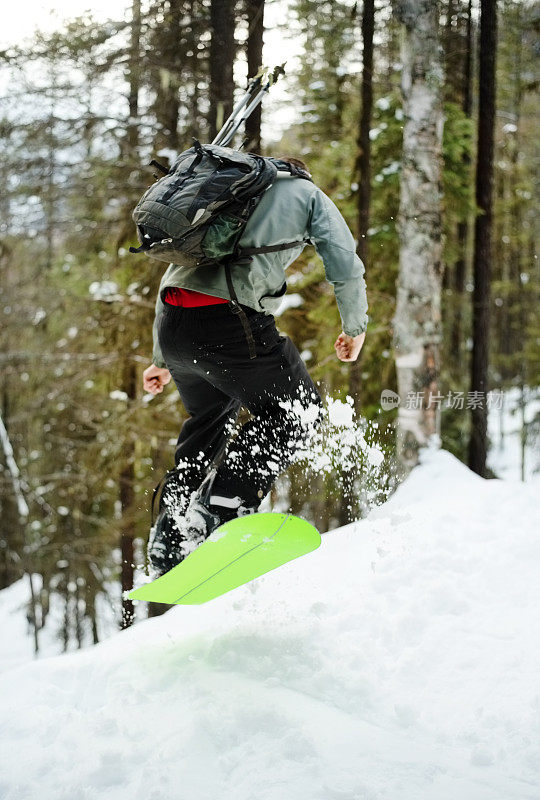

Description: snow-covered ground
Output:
[0,576,119,676]
[1,449,539,800]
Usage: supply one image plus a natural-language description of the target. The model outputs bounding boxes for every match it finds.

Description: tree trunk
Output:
[0,411,39,653]
[344,0,375,521]
[62,569,70,652]
[120,362,137,628]
[120,0,142,627]
[356,0,374,267]
[127,0,141,155]
[450,0,473,358]
[245,0,265,152]
[393,0,444,471]
[153,0,182,153]
[0,390,22,590]
[209,0,236,141]
[185,0,204,143]
[468,0,497,476]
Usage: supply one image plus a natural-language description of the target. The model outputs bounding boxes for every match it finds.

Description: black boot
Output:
[148,511,184,578]
[147,467,199,577]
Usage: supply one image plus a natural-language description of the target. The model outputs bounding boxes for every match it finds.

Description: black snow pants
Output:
[157,301,324,508]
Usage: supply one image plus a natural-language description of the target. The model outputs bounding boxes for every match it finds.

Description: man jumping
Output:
[142,157,368,576]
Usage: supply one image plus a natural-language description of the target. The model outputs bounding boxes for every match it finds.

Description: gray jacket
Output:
[152,176,368,367]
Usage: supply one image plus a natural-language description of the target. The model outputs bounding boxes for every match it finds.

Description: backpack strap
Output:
[129,243,146,254]
[231,160,312,258]
[150,159,170,176]
[236,238,311,257]
[224,262,257,360]
[222,237,311,359]
[161,142,205,204]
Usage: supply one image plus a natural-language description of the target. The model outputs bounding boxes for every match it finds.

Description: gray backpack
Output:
[129,140,312,267]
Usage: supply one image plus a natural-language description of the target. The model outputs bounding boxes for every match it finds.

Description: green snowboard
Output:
[129,512,321,605]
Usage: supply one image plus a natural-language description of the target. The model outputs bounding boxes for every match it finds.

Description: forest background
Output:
[0,0,538,643]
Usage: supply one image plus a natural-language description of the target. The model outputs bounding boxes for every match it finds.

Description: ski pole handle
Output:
[212,64,286,148]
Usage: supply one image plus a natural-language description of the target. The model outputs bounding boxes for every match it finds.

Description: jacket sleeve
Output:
[307,187,368,337]
[152,290,167,368]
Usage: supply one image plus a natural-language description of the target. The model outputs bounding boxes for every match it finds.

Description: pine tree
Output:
[469,0,498,476]
[446,0,474,360]
[209,0,236,140]
[245,0,265,152]
[355,0,375,267]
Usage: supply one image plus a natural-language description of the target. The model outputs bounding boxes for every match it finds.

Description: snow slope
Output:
[1,450,539,800]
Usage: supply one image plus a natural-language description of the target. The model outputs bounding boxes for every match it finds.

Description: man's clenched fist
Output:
[143,364,172,395]
[334,331,366,362]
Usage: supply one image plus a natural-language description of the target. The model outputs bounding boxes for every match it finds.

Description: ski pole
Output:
[211,82,259,147]
[212,66,271,146]
[212,64,286,148]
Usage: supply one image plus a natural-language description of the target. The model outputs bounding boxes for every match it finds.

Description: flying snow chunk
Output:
[279,398,321,428]
[327,398,355,427]
[367,446,384,467]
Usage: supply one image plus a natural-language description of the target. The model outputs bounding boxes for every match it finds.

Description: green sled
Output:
[129,512,321,605]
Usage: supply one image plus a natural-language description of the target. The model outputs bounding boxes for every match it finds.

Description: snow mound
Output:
[1,450,539,800]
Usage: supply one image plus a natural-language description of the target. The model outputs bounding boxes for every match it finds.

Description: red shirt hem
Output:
[163,287,228,307]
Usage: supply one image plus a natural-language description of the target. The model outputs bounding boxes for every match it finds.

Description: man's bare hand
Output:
[334,331,366,362]
[143,364,172,395]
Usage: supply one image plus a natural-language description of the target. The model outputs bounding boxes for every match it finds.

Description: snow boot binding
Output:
[178,469,258,559]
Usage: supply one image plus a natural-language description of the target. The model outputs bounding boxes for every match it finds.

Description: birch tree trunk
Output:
[393,0,444,470]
